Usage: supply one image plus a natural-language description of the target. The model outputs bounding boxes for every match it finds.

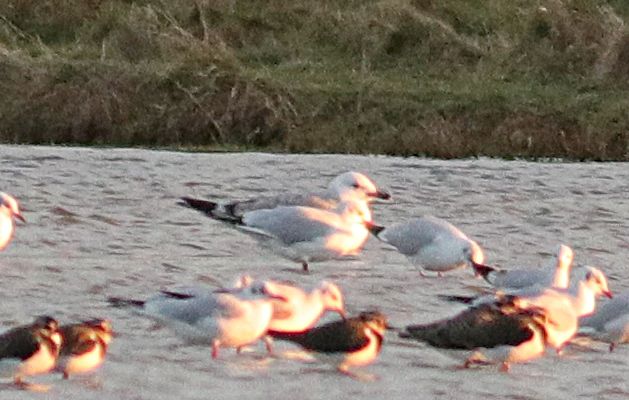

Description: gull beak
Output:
[369,190,391,200]
[15,213,25,223]
[604,290,613,299]
[338,309,347,320]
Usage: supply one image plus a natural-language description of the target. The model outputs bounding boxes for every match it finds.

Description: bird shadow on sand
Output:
[0,381,52,393]
[299,366,379,382]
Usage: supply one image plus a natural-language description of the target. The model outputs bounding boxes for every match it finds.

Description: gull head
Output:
[318,281,346,319]
[0,192,25,222]
[330,172,391,202]
[584,267,613,299]
[555,244,574,268]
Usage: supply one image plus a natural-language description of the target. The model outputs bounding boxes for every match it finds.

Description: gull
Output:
[472,244,574,290]
[243,279,347,334]
[180,198,374,272]
[56,319,113,379]
[440,244,575,305]
[0,192,25,251]
[367,216,485,276]
[186,171,391,222]
[0,316,61,387]
[579,291,629,352]
[108,284,281,358]
[399,298,552,372]
[270,311,388,377]
[511,267,613,352]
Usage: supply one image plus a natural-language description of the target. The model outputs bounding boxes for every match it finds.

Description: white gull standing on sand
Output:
[367,215,485,276]
[472,244,574,290]
[439,244,575,306]
[512,267,613,352]
[0,192,25,251]
[401,266,613,370]
[194,171,391,222]
[108,284,283,358]
[236,278,347,333]
[180,198,375,272]
[579,291,629,351]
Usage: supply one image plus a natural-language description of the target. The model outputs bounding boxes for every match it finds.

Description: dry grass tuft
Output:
[0,0,628,159]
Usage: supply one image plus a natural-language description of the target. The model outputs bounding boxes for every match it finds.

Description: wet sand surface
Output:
[1,145,628,399]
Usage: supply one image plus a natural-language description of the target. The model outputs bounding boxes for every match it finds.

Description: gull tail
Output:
[179,197,243,224]
[471,261,496,282]
[365,221,386,237]
[107,297,145,308]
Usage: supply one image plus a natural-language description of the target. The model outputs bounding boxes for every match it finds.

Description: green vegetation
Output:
[1,0,628,159]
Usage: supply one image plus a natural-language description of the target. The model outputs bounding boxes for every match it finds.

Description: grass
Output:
[0,0,628,159]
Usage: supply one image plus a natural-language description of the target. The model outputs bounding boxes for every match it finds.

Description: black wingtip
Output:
[472,261,495,280]
[365,221,386,236]
[179,197,218,216]
[107,297,145,308]
[159,290,194,300]
[179,197,243,224]
[436,294,477,304]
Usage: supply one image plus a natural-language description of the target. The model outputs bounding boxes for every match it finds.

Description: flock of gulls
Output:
[0,170,628,388]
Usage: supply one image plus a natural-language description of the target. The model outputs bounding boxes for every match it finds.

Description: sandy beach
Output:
[0,145,628,399]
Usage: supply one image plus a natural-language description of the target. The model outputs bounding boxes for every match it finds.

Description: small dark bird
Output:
[270,311,388,375]
[399,298,550,372]
[57,319,113,379]
[0,316,62,386]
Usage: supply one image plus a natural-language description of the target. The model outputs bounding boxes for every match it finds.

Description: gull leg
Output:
[302,262,309,272]
[212,340,220,359]
[337,364,377,382]
[263,335,274,355]
[499,362,511,373]
[609,342,616,353]
[459,352,493,370]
